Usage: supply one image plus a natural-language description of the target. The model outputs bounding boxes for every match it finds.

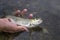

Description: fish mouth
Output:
[31,18,43,25]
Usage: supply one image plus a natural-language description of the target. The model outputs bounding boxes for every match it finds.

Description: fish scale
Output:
[6,15,43,28]
[0,15,43,40]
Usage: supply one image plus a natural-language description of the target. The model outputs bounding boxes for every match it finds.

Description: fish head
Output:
[29,18,43,28]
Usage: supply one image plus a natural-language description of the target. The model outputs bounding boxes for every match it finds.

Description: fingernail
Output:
[14,10,21,16]
[23,9,28,12]
[28,14,33,19]
[17,10,21,13]
[21,9,28,15]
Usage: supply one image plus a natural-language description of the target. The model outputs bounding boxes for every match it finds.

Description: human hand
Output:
[14,9,33,19]
[0,18,28,33]
[0,9,33,33]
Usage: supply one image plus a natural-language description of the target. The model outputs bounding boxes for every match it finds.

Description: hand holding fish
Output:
[0,9,42,33]
[0,9,33,33]
[0,18,28,33]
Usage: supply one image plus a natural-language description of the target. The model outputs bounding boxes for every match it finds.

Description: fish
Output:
[0,15,49,40]
[5,15,43,29]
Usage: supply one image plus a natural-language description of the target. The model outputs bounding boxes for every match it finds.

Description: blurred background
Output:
[0,0,60,40]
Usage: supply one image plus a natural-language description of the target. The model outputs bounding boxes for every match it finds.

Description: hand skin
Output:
[0,18,28,33]
[0,9,33,33]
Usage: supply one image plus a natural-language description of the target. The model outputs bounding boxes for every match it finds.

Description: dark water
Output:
[0,0,60,40]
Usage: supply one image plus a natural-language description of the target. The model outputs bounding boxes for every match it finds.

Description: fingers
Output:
[2,24,28,33]
[28,14,33,19]
[17,26,28,31]
[21,9,28,15]
[14,10,21,16]
[14,9,28,16]
[10,26,28,33]
[0,18,28,33]
[13,9,33,19]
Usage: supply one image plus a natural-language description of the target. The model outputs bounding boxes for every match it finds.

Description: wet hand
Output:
[0,18,28,33]
[14,9,33,18]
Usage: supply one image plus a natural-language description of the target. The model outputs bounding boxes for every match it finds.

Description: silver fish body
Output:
[6,15,43,28]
